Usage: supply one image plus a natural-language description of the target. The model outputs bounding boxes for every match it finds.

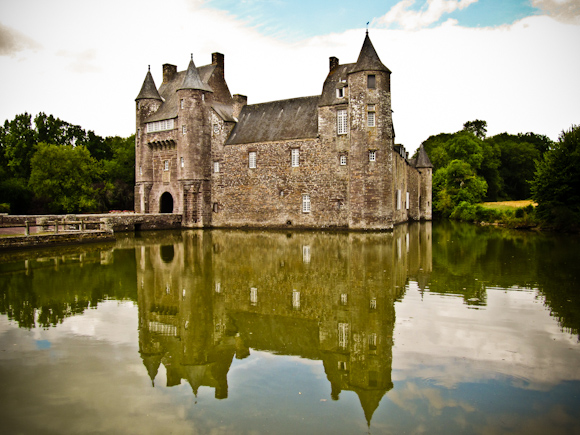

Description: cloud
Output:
[0,22,41,56]
[373,0,479,30]
[531,0,580,24]
[56,48,100,73]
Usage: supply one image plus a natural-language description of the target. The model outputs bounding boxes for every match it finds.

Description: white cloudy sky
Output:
[1,0,579,154]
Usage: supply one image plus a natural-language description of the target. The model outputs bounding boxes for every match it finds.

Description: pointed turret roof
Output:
[415,144,433,168]
[352,31,391,74]
[178,55,213,92]
[136,67,162,101]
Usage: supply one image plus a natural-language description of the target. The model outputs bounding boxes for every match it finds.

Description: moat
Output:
[1,222,579,434]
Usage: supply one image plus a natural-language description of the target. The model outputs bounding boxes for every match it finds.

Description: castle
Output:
[135,32,432,230]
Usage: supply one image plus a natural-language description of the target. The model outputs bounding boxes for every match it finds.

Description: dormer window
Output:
[336,87,344,98]
[147,119,174,133]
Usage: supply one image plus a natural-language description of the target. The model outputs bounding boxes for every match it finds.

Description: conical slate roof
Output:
[178,56,213,92]
[415,144,433,168]
[136,68,162,101]
[352,32,391,74]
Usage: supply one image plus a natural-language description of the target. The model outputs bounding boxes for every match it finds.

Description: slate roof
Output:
[318,63,356,107]
[415,144,433,168]
[136,70,162,101]
[351,32,391,74]
[226,96,320,145]
[145,64,216,123]
[178,57,213,92]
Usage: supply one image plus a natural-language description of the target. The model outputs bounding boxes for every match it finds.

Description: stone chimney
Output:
[163,64,177,84]
[232,94,247,120]
[212,52,225,80]
[329,56,339,71]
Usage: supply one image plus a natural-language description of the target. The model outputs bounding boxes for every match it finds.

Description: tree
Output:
[100,135,135,210]
[463,119,487,140]
[433,160,488,217]
[29,143,103,213]
[531,125,580,229]
[0,113,37,180]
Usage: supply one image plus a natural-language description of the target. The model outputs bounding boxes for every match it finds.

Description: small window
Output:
[367,105,376,127]
[367,74,376,89]
[215,282,221,293]
[302,194,311,213]
[406,191,410,210]
[369,150,376,162]
[291,148,300,167]
[337,109,348,135]
[340,155,347,166]
[369,333,377,350]
[303,245,311,263]
[397,189,402,210]
[341,293,348,305]
[214,161,220,173]
[182,125,187,135]
[180,99,184,109]
[164,160,169,171]
[370,298,377,310]
[338,323,349,349]
[180,157,184,168]
[213,202,219,213]
[139,166,142,176]
[250,287,258,306]
[249,151,256,169]
[137,128,141,138]
[338,361,347,371]
[336,87,344,98]
[292,290,301,310]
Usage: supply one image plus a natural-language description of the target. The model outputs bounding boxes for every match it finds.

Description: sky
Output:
[1,0,579,154]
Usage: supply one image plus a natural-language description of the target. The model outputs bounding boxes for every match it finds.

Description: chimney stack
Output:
[329,56,339,71]
[163,64,177,84]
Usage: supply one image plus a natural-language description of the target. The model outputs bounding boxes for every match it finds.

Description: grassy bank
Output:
[450,200,538,228]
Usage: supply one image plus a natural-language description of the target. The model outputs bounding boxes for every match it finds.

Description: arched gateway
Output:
[160,192,174,213]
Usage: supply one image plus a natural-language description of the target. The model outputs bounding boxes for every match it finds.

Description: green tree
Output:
[433,159,488,217]
[463,119,487,140]
[0,113,37,180]
[101,135,135,210]
[531,125,580,229]
[29,143,103,213]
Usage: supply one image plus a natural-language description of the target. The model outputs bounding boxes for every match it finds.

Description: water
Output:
[1,222,579,434]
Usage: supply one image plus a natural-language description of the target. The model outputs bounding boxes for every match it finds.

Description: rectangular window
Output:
[215,282,221,293]
[249,151,256,169]
[146,119,175,133]
[303,245,311,263]
[214,161,220,173]
[397,189,402,210]
[164,160,169,171]
[338,361,347,371]
[406,191,410,210]
[292,290,301,310]
[369,150,376,162]
[338,323,349,349]
[302,194,311,213]
[291,148,300,167]
[180,99,184,109]
[341,293,348,305]
[370,298,377,310]
[180,157,184,168]
[213,202,219,213]
[340,154,347,166]
[369,333,377,350]
[139,166,142,176]
[182,125,187,135]
[250,287,258,306]
[367,105,376,127]
[337,109,348,135]
[336,87,344,98]
[367,74,376,89]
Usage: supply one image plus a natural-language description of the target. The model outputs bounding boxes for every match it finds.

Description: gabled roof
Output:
[415,144,433,168]
[136,69,162,101]
[351,32,391,74]
[226,96,320,145]
[212,103,236,122]
[178,57,213,93]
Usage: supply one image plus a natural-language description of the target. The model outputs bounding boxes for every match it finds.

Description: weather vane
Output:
[366,21,369,34]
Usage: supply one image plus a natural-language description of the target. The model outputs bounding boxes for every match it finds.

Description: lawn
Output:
[480,200,536,211]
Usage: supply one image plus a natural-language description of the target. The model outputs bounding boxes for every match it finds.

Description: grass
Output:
[480,200,537,211]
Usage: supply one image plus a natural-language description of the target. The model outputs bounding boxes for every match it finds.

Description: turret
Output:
[415,144,433,220]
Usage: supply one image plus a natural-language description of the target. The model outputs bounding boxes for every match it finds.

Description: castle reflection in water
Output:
[136,223,432,424]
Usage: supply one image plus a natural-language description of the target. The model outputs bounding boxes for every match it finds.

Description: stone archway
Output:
[160,192,174,213]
